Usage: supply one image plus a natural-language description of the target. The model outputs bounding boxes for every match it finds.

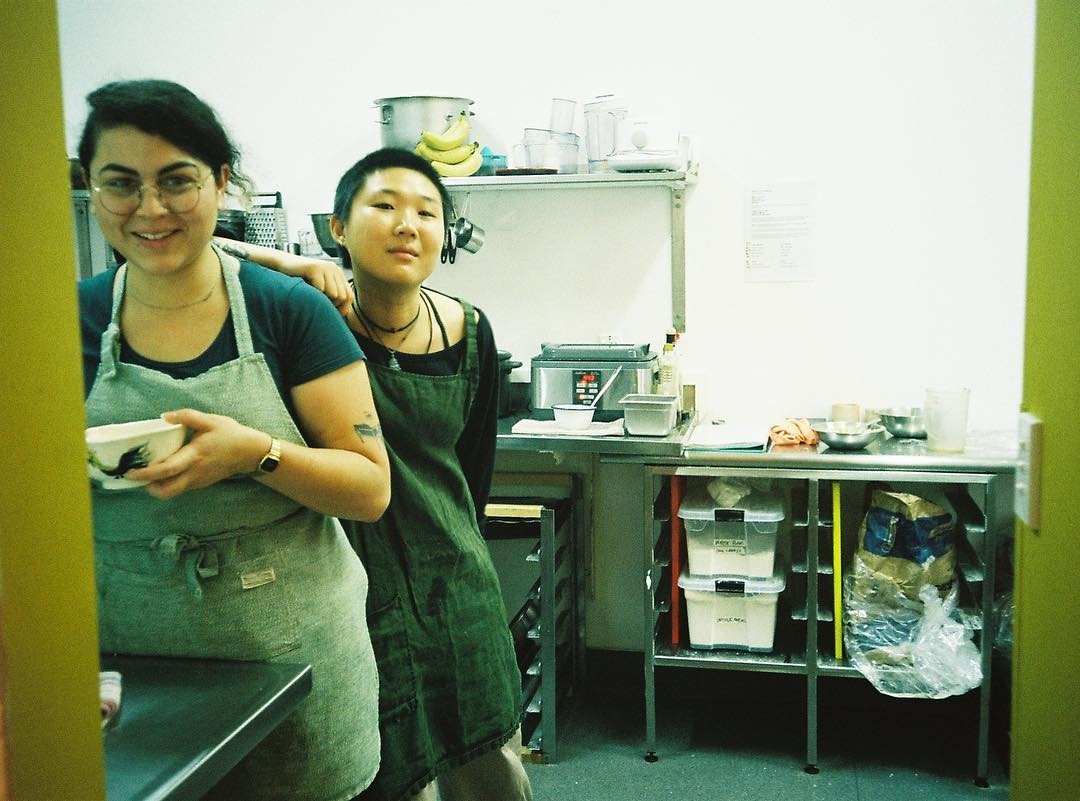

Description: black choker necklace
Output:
[353,296,423,370]
[354,300,421,333]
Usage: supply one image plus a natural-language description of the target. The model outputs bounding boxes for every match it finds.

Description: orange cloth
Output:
[769,418,820,446]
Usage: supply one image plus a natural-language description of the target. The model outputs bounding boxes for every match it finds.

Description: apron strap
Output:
[212,244,256,357]
[460,299,480,407]
[96,266,129,379]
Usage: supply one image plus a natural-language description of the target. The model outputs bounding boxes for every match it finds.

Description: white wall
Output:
[57,0,1034,430]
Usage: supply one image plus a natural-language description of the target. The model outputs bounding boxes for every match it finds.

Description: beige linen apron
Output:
[85,251,380,801]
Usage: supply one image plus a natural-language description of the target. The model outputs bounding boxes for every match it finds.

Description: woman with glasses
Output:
[77,79,389,801]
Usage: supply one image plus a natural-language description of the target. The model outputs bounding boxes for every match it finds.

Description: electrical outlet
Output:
[1016,412,1043,529]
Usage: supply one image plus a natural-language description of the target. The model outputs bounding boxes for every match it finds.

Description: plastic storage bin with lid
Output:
[678,481,786,579]
[678,564,786,651]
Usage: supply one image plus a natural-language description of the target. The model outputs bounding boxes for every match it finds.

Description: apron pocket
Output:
[368,595,419,721]
[95,542,302,660]
[219,555,303,660]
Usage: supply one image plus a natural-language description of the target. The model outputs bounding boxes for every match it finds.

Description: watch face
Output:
[259,440,282,473]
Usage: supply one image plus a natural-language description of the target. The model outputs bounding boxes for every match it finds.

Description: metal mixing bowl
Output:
[310,213,338,257]
[875,407,927,439]
[812,421,885,451]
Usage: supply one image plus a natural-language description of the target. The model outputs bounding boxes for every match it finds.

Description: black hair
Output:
[332,148,454,272]
[77,79,252,199]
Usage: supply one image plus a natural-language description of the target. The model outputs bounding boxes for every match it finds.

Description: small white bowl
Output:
[552,403,596,429]
[87,418,187,490]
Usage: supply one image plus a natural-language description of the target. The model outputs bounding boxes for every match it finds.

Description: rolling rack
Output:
[485,475,583,763]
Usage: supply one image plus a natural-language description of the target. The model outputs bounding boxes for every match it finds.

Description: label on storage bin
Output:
[713,537,747,555]
[716,615,747,624]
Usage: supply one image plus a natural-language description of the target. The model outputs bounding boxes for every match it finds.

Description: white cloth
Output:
[510,419,626,437]
[100,670,122,728]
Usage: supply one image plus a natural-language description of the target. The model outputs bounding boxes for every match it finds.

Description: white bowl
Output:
[86,419,187,490]
[552,403,596,429]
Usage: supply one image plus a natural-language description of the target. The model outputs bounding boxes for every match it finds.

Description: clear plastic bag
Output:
[842,489,982,699]
[844,570,982,698]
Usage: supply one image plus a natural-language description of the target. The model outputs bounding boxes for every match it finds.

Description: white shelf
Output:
[443,167,696,331]
[443,168,696,192]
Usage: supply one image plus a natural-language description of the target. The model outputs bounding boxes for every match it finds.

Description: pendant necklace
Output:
[353,296,422,370]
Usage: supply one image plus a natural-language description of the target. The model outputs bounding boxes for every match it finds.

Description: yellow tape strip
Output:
[832,481,843,660]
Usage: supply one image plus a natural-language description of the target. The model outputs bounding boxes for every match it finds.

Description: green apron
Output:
[85,251,380,801]
[346,301,520,801]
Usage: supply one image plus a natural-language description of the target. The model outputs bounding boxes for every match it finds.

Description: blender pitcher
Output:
[584,95,628,173]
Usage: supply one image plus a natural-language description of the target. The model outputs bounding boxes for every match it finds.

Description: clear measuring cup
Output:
[583,95,628,173]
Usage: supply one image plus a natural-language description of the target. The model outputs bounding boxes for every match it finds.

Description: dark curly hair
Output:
[77,79,252,199]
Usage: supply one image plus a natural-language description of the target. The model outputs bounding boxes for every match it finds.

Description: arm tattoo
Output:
[354,423,383,442]
[217,239,250,260]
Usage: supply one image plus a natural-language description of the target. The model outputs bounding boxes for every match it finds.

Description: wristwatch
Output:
[258,438,282,473]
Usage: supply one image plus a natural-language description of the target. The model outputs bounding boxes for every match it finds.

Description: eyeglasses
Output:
[90,170,212,215]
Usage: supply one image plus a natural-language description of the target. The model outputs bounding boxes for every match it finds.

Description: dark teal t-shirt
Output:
[78,260,364,420]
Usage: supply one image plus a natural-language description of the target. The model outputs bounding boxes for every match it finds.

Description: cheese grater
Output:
[244,191,289,250]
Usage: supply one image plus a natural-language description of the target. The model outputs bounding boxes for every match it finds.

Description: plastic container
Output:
[523,128,580,173]
[678,564,786,651]
[583,94,629,172]
[924,387,970,452]
[678,482,785,578]
[549,98,577,133]
[619,394,678,436]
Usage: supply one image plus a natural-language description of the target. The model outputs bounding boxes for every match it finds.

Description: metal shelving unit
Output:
[443,169,696,332]
[485,487,582,763]
[640,463,1011,786]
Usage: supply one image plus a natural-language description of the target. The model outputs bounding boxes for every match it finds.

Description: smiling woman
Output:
[75,79,389,801]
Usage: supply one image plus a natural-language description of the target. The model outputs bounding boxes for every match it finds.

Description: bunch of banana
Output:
[415,113,483,178]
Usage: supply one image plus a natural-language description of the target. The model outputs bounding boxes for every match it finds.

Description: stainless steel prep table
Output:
[611,430,1017,787]
[496,418,1017,786]
[101,655,312,801]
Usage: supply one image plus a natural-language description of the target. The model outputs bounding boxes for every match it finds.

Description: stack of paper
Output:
[683,419,770,451]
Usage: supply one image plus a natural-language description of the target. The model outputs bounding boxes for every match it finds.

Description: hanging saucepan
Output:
[454,217,486,254]
[497,350,523,418]
[441,217,486,264]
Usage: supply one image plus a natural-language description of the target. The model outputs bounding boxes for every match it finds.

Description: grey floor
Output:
[523,654,1010,801]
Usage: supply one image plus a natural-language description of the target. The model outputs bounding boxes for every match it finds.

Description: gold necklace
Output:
[127,283,216,311]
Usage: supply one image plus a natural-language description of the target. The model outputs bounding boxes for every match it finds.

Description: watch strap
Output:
[258,437,282,473]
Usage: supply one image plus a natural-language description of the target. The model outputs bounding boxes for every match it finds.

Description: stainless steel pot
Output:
[374,96,473,150]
